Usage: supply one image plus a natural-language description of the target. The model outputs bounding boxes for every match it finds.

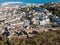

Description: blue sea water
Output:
[0,0,60,4]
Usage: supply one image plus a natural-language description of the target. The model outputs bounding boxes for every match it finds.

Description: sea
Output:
[0,0,60,6]
[0,0,60,4]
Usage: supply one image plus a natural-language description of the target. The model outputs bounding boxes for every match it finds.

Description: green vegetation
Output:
[0,30,60,45]
[19,6,33,13]
[32,24,38,28]
[41,2,60,18]
[24,13,33,20]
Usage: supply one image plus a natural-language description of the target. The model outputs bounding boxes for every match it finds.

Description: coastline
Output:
[0,0,60,6]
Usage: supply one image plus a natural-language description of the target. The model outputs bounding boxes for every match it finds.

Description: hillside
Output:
[40,2,60,18]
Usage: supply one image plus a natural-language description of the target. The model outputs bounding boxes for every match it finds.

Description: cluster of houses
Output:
[0,4,60,39]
